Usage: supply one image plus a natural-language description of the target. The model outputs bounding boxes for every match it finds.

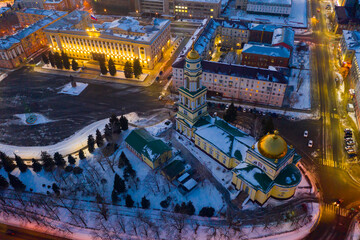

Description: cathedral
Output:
[175,46,302,204]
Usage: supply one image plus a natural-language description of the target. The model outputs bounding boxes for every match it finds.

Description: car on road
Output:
[346,141,355,146]
[347,149,356,154]
[333,199,343,207]
[344,128,352,133]
[317,8,321,12]
[6,229,16,236]
[304,130,309,137]
[308,140,313,147]
[345,137,353,142]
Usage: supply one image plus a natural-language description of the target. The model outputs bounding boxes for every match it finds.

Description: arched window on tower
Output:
[185,77,190,89]
[196,77,200,89]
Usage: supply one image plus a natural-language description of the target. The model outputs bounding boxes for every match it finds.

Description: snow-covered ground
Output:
[288,69,311,110]
[223,0,308,28]
[14,113,54,125]
[0,112,142,159]
[59,82,88,96]
[146,119,173,137]
[174,131,237,195]
[42,64,81,73]
[0,72,7,82]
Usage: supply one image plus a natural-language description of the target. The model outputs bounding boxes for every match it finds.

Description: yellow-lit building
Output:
[125,128,172,169]
[232,131,302,204]
[43,11,171,69]
[176,47,302,205]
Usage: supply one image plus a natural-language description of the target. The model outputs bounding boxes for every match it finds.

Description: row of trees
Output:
[124,59,142,79]
[99,58,116,76]
[42,52,79,71]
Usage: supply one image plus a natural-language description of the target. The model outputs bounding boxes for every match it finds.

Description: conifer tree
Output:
[14,154,27,173]
[54,152,66,168]
[87,135,95,153]
[118,151,129,168]
[108,58,116,76]
[99,60,108,75]
[61,51,70,70]
[0,175,9,189]
[67,154,76,165]
[114,173,126,193]
[95,129,104,147]
[8,173,26,191]
[123,163,136,181]
[32,158,42,172]
[79,149,86,160]
[120,115,129,130]
[125,194,134,207]
[41,151,55,172]
[104,124,112,142]
[48,51,55,67]
[42,53,49,65]
[111,189,118,203]
[133,58,142,79]
[52,183,60,196]
[0,152,16,173]
[54,52,63,69]
[223,102,237,123]
[71,59,79,71]
[124,61,133,78]
[141,196,150,209]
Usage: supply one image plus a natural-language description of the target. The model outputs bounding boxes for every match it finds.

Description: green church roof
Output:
[125,129,171,162]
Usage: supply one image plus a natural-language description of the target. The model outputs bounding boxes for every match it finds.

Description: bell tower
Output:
[176,44,208,139]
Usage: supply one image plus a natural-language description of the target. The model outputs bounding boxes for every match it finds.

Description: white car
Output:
[345,146,354,151]
[304,130,309,138]
[346,141,355,146]
[308,140,313,148]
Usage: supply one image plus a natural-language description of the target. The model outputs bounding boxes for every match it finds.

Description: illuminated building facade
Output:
[136,0,221,18]
[44,11,171,69]
[0,9,67,69]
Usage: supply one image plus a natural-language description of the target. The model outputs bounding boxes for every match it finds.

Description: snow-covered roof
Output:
[243,44,291,58]
[249,23,278,32]
[272,27,295,49]
[45,12,170,43]
[182,178,197,191]
[0,10,66,50]
[248,0,292,6]
[342,30,360,51]
[181,0,220,2]
[178,172,190,182]
[195,117,255,160]
[233,162,301,193]
[20,8,64,16]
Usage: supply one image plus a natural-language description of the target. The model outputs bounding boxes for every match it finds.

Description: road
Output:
[0,223,70,240]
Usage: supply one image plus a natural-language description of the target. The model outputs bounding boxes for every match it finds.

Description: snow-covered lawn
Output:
[223,0,308,28]
[288,69,311,110]
[42,64,82,73]
[14,113,53,125]
[0,112,142,159]
[59,82,88,96]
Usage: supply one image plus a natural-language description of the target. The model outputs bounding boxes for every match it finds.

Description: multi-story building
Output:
[173,58,288,107]
[43,0,81,10]
[248,24,277,44]
[350,53,360,124]
[241,44,290,68]
[175,48,302,205]
[340,30,360,65]
[16,8,65,28]
[236,0,292,16]
[13,0,44,9]
[0,38,26,68]
[0,9,67,69]
[334,6,360,34]
[43,11,171,69]
[136,0,221,18]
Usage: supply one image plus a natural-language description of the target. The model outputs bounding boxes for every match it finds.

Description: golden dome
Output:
[187,43,200,60]
[257,130,288,159]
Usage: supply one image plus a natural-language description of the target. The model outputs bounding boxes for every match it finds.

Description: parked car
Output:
[346,141,355,146]
[345,132,353,137]
[304,130,309,138]
[308,140,313,148]
[347,149,356,154]
[345,137,353,142]
[344,128,352,133]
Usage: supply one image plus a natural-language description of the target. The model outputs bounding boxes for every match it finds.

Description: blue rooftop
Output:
[242,44,290,58]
